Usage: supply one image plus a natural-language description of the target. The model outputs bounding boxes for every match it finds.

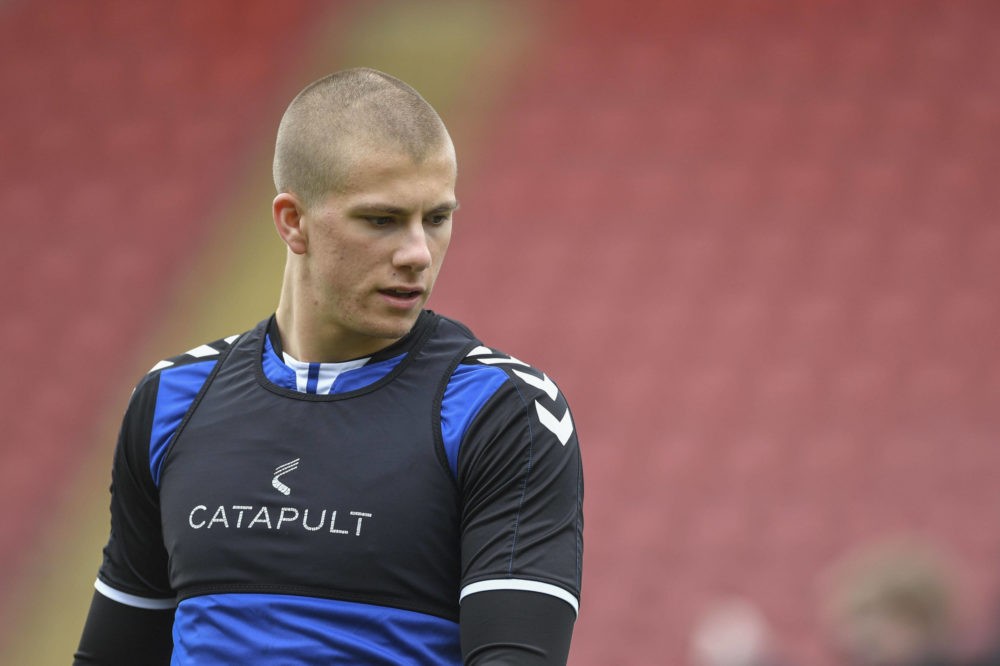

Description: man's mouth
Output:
[380,288,423,299]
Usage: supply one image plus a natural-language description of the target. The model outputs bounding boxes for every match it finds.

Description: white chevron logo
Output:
[535,402,574,446]
[272,458,300,496]
[512,369,559,400]
[468,348,575,446]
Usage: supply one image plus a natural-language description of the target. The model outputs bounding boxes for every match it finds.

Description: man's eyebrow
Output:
[349,200,460,216]
[430,200,460,214]
[349,203,408,216]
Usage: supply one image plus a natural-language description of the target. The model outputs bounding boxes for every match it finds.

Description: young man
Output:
[74,68,583,665]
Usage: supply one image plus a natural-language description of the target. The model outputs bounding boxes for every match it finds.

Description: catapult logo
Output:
[272,458,299,496]
[186,457,374,536]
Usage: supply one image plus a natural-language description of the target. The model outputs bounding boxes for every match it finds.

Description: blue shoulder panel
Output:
[440,364,509,478]
[149,361,217,485]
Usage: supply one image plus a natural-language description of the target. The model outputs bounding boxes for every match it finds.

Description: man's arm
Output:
[461,589,576,665]
[450,347,584,665]
[74,592,173,665]
[73,368,176,662]
[75,351,220,663]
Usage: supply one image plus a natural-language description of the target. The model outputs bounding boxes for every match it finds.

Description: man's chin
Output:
[370,313,420,341]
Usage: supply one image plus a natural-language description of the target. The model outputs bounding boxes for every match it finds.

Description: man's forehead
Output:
[336,130,455,167]
[335,141,455,186]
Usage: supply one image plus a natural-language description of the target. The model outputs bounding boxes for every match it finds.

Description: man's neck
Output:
[273,308,402,363]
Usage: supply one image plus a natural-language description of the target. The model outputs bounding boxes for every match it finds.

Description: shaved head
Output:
[273,68,453,207]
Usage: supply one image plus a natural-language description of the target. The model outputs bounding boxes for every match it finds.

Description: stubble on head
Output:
[273,67,455,210]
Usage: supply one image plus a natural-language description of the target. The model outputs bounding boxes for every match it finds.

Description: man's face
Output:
[296,142,457,360]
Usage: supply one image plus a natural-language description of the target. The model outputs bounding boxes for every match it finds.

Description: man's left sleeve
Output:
[455,354,583,619]
[460,589,576,665]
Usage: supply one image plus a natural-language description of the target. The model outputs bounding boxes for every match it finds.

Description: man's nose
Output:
[393,220,433,271]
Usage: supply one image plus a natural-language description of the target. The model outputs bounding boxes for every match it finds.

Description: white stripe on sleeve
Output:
[94,579,176,610]
[460,579,579,615]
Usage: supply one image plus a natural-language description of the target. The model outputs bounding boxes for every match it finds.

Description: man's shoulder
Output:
[124,329,249,429]
[458,342,573,424]
[423,314,575,424]
[435,316,565,398]
[130,330,247,400]
[459,345,564,397]
[145,332,244,377]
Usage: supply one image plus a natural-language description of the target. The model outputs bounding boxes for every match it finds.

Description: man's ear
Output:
[273,192,308,255]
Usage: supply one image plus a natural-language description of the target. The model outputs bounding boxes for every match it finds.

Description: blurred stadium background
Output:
[1,0,998,664]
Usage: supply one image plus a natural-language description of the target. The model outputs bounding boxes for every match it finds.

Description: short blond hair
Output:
[272,68,451,206]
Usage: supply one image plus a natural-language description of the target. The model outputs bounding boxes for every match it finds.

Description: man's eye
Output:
[427,214,450,226]
[368,216,394,227]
